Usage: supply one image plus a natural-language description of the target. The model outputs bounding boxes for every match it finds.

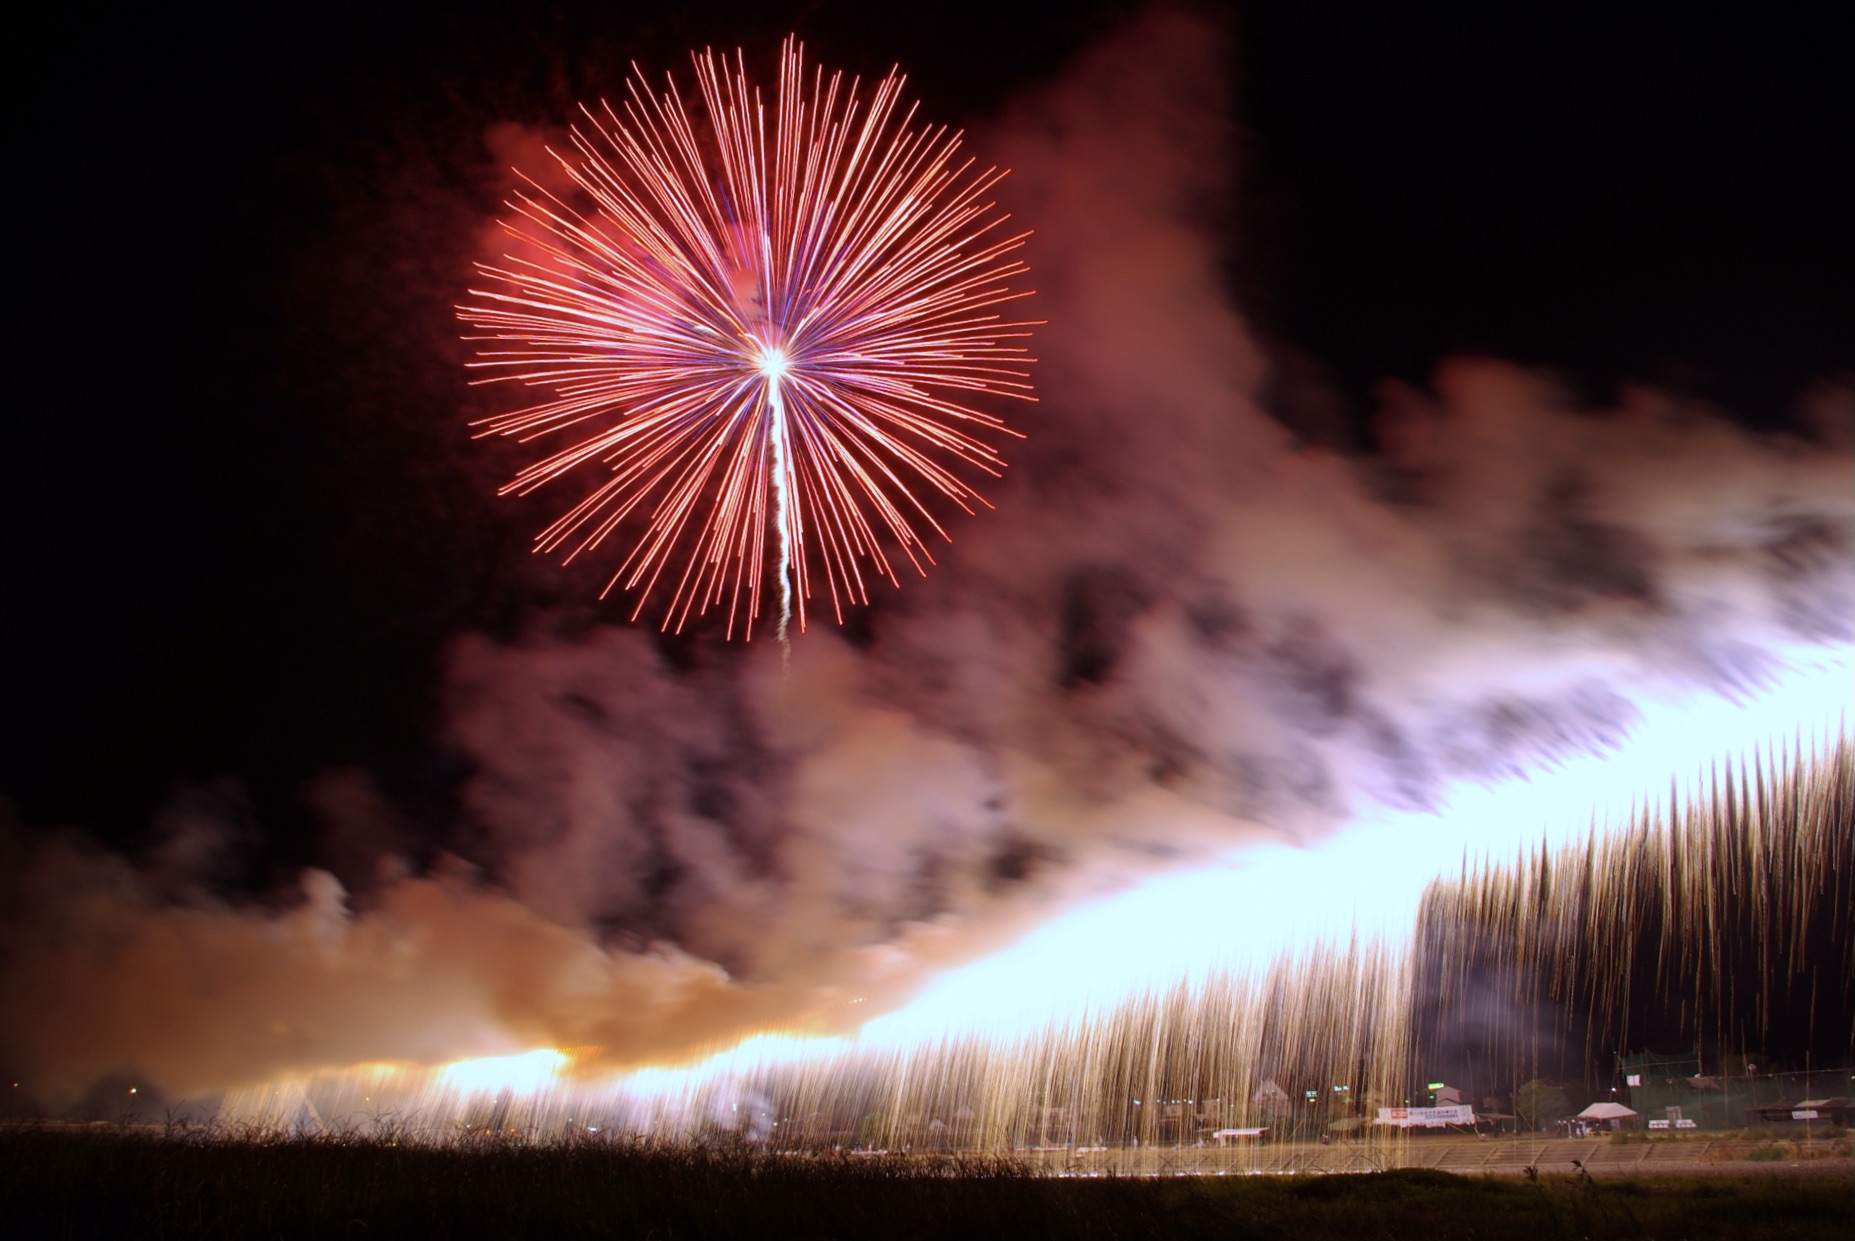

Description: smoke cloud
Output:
[3,8,1851,1107]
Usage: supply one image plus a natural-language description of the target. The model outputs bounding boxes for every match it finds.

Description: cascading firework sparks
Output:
[215,729,1851,1151]
[458,39,1038,641]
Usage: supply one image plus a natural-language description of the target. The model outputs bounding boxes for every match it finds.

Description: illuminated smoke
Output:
[2,8,1851,1109]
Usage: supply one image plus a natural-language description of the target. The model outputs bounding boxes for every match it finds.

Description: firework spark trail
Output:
[459,39,1038,640]
[1412,726,1855,1089]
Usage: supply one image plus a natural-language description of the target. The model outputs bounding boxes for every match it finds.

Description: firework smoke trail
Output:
[458,39,1038,640]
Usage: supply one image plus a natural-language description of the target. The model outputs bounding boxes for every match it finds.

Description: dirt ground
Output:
[1013,1134,1854,1178]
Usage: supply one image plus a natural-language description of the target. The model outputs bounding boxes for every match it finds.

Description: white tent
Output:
[1577,1102,1639,1120]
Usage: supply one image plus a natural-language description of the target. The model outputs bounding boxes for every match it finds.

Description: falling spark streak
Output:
[458,39,1038,638]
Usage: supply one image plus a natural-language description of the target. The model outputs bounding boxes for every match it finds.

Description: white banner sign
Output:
[1375,1105,1477,1128]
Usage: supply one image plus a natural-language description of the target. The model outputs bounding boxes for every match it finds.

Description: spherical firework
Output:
[458,39,1037,641]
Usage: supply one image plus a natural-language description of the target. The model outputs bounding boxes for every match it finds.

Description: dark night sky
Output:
[6,1,1850,871]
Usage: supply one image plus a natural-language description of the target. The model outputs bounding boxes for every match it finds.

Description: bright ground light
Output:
[440,1049,570,1093]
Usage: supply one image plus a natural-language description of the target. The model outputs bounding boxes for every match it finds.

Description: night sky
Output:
[7,0,1851,875]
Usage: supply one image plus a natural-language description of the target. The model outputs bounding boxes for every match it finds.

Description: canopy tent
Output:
[1577,1102,1639,1120]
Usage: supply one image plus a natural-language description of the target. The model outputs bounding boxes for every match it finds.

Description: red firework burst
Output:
[458,38,1037,640]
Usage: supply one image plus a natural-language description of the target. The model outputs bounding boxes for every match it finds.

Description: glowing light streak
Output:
[860,649,1853,1042]
[439,1049,572,1094]
[459,40,1037,638]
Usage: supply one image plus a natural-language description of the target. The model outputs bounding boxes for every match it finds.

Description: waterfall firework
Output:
[217,729,1852,1151]
[458,38,1038,642]
[1411,728,1855,1098]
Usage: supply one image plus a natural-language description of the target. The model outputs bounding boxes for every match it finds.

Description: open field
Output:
[5,1128,1851,1240]
[1013,1134,1855,1178]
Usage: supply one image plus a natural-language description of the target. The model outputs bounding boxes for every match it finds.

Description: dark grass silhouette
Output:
[4,1127,1852,1240]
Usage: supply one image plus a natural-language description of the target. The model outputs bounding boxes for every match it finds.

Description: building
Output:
[1744,1098,1855,1129]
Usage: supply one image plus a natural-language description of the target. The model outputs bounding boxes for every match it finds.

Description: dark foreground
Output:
[4,1129,1851,1240]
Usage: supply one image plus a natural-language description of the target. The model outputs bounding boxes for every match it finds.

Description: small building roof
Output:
[1747,1098,1855,1115]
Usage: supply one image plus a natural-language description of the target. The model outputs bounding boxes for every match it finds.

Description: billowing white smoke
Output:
[2,8,1850,1108]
